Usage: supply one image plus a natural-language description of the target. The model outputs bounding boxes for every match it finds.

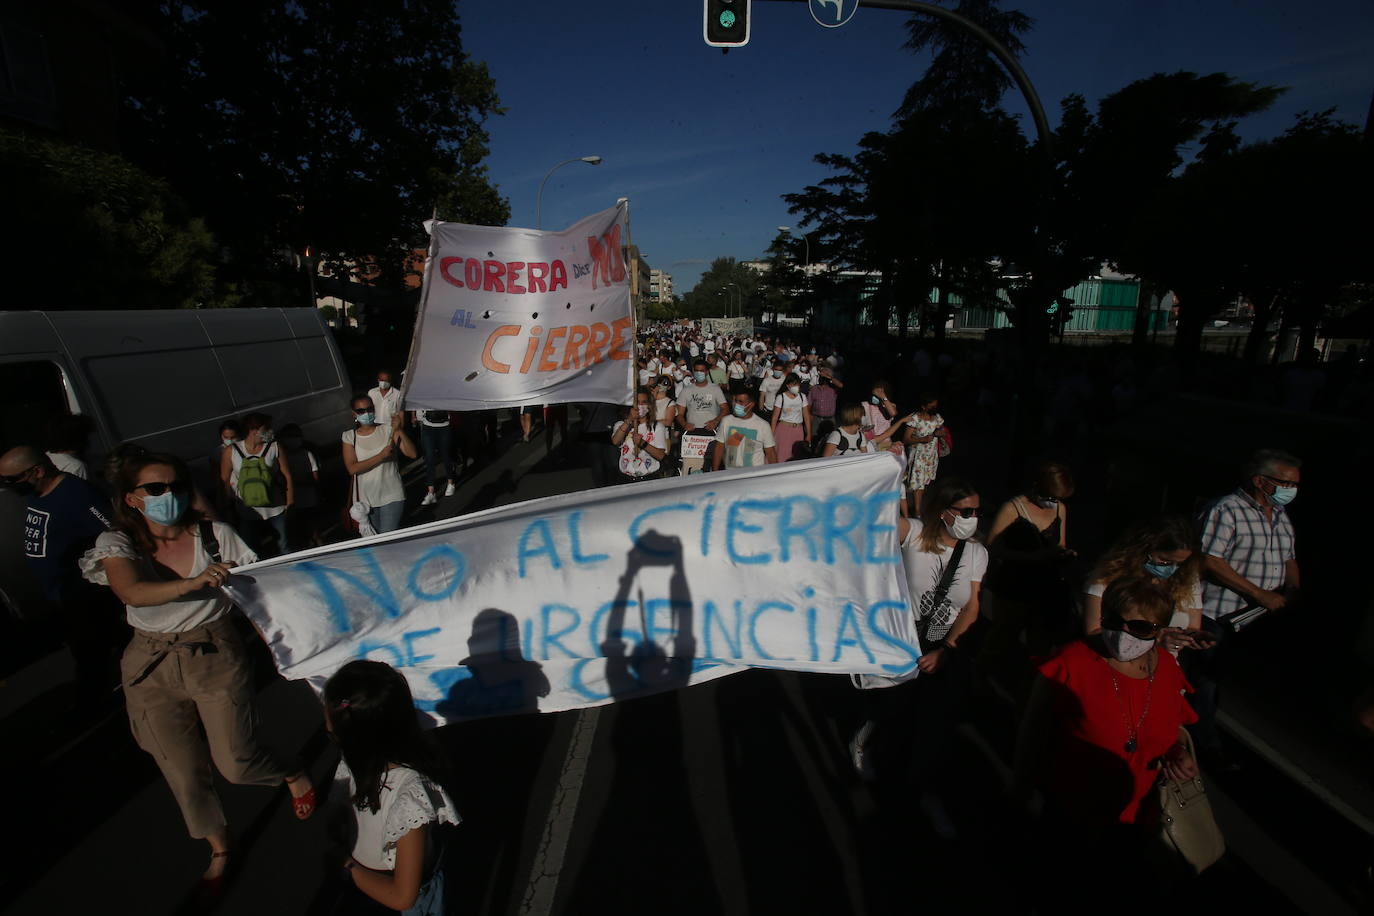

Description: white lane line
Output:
[1218,710,1374,837]
[519,707,600,916]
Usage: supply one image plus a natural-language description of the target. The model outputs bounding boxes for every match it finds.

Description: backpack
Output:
[834,429,865,455]
[235,444,276,508]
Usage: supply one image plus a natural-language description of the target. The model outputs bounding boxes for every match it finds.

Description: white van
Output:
[0,308,351,618]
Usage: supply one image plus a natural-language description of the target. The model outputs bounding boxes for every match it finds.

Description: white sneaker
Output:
[443,481,456,497]
[420,491,438,507]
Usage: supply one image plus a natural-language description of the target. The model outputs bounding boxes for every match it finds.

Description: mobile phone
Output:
[1184,629,1218,647]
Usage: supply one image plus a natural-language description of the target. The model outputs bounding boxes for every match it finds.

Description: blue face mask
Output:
[1143,560,1177,579]
[694,371,707,383]
[871,396,880,405]
[140,490,189,526]
[1270,485,1297,506]
[355,412,375,426]
[732,403,748,418]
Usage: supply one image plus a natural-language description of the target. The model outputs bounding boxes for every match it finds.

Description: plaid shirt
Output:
[1199,488,1297,620]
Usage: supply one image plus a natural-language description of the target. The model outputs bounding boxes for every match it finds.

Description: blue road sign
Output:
[809,0,858,28]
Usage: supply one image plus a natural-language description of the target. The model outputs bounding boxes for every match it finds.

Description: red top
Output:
[1037,641,1198,825]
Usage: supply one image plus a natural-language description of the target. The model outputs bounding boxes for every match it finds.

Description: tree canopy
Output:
[119,0,509,300]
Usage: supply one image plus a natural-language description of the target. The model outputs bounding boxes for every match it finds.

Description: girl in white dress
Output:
[326,660,459,915]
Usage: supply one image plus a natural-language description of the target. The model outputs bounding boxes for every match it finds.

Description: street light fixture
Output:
[536,156,603,229]
[727,282,742,317]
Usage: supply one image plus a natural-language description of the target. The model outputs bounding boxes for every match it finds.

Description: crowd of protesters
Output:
[0,314,1342,913]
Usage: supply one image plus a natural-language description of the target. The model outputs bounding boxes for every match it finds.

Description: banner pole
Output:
[400,219,443,410]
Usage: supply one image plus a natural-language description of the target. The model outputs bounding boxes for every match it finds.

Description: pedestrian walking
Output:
[342,396,417,535]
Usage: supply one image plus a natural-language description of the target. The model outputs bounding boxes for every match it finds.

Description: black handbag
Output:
[917,539,965,649]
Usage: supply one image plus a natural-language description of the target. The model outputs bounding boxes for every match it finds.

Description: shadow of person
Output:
[601,529,696,701]
[434,608,549,720]
[460,468,517,514]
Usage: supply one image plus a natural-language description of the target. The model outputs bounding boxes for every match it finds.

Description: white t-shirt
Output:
[825,427,876,456]
[80,521,257,632]
[676,383,727,428]
[344,426,406,508]
[903,521,988,644]
[759,375,784,409]
[703,339,716,354]
[614,420,668,477]
[727,360,747,380]
[368,385,404,428]
[715,412,775,468]
[638,367,656,387]
[334,763,460,872]
[773,391,808,424]
[47,451,89,479]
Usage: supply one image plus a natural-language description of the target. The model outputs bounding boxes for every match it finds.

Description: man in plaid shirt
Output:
[1187,448,1302,769]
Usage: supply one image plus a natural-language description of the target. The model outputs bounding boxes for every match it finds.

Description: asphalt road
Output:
[2,410,1371,915]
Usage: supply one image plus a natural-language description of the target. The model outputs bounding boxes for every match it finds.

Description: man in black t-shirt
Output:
[1,446,126,714]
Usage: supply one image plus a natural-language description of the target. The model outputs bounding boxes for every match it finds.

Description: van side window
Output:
[84,350,234,441]
[0,360,68,453]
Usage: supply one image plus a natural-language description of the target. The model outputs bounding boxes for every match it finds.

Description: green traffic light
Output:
[719,10,736,27]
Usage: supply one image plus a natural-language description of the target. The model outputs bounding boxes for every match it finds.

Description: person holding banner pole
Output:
[342,397,417,535]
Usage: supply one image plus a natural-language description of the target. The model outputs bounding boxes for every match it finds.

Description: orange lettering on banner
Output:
[562,325,590,370]
[481,325,521,373]
[538,327,567,372]
[520,327,543,374]
[583,322,611,365]
[607,316,634,360]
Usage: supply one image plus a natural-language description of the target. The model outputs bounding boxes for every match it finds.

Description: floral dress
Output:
[903,412,943,491]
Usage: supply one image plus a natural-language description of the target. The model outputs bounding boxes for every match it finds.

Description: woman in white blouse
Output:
[770,372,812,462]
[343,395,418,535]
[611,387,669,481]
[82,453,313,893]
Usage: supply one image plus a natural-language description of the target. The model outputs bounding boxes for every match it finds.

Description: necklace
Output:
[1106,653,1154,753]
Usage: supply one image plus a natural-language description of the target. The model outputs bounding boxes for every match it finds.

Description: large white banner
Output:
[226,453,919,722]
[402,203,635,410]
[701,316,751,336]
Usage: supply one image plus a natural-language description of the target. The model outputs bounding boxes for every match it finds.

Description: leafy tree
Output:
[0,126,233,310]
[682,258,762,320]
[119,0,509,304]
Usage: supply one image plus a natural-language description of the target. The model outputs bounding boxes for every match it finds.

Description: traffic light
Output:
[704,0,751,48]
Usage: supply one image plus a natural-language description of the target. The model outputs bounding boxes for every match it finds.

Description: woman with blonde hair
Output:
[1083,516,1208,654]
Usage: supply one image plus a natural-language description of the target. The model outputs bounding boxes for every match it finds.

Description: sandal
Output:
[285,773,316,820]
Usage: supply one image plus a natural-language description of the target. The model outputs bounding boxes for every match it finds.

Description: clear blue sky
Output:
[460,0,1372,294]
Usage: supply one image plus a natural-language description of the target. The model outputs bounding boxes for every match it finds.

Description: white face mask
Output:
[1101,628,1155,661]
[944,514,978,540]
[788,385,800,395]
[378,380,391,390]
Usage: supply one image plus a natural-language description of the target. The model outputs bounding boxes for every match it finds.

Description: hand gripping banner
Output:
[225,452,920,723]
[402,202,636,411]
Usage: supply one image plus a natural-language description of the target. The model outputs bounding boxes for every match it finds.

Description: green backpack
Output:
[235,445,276,508]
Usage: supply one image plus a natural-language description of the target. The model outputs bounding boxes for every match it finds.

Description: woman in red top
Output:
[1016,576,1200,903]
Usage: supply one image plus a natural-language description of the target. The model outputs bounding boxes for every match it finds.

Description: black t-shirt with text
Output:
[24,475,113,602]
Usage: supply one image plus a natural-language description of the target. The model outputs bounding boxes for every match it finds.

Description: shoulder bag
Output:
[1156,728,1226,873]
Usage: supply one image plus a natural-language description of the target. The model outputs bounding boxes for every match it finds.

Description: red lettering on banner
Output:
[527,262,549,293]
[439,257,466,287]
[507,262,526,294]
[549,261,568,292]
[465,258,482,289]
[483,260,506,292]
[585,225,626,290]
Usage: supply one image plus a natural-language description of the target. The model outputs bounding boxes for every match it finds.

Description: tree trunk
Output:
[1242,292,1279,364]
[1171,287,1210,369]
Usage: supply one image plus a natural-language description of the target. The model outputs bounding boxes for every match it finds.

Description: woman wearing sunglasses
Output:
[343,394,418,535]
[1083,516,1206,655]
[1016,576,1199,905]
[850,478,986,834]
[79,453,314,894]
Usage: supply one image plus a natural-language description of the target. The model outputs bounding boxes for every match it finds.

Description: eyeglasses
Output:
[1105,617,1163,639]
[0,465,37,486]
[1261,475,1299,487]
[134,480,190,496]
[944,506,981,519]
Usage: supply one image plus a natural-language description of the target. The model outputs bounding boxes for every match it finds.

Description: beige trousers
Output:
[121,614,289,839]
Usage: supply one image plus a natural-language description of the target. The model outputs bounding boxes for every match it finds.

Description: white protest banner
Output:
[701,316,751,336]
[226,453,920,722]
[402,202,635,411]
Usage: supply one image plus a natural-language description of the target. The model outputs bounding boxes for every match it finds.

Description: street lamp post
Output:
[536,155,603,229]
[727,282,742,317]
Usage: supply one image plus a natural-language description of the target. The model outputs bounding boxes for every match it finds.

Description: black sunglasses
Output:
[945,506,982,519]
[134,480,190,497]
[1105,617,1163,639]
[0,465,37,486]
[352,406,374,414]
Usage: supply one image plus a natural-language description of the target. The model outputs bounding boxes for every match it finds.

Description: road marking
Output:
[1219,710,1374,836]
[519,707,600,916]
